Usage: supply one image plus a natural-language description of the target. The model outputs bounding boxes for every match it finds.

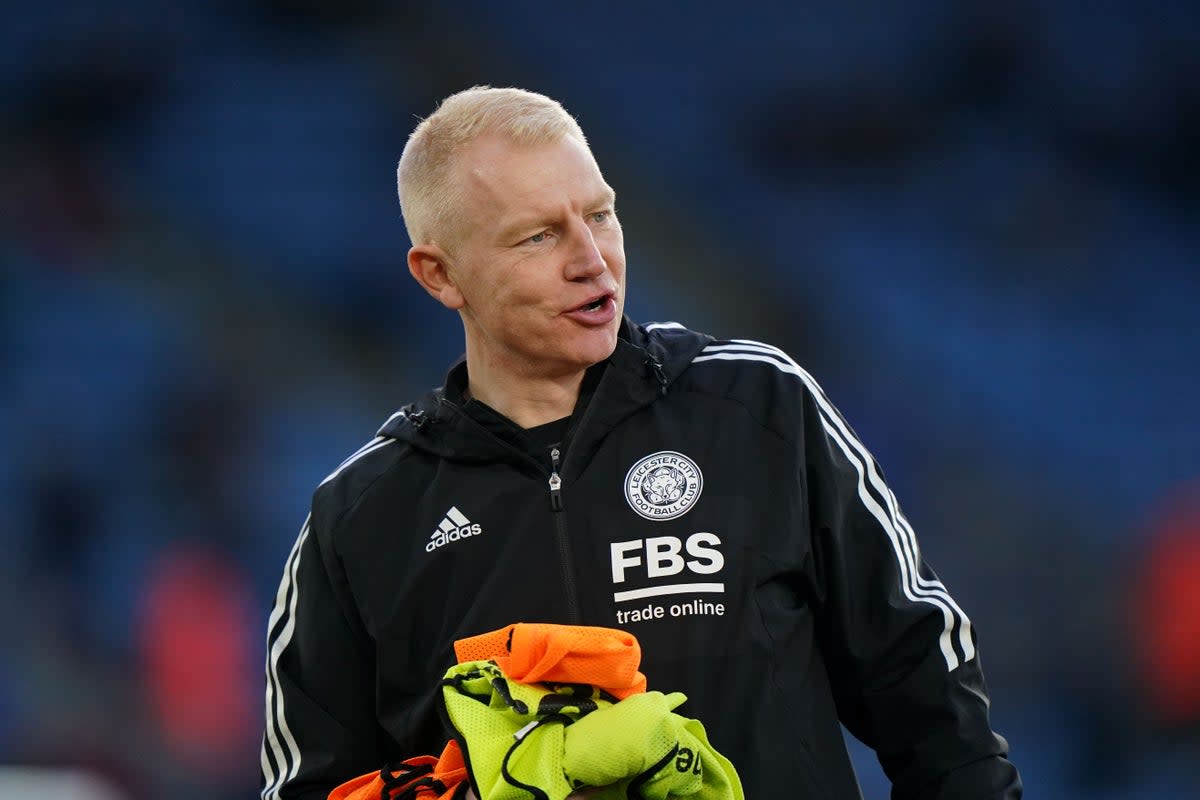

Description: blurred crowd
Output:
[1,2,1197,798]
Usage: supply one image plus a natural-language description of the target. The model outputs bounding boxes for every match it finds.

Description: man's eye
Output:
[591,211,610,223]
[527,231,547,244]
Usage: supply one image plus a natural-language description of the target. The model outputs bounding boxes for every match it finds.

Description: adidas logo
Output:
[426,506,482,552]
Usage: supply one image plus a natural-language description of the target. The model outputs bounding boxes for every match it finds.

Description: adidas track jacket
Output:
[260,319,1021,800]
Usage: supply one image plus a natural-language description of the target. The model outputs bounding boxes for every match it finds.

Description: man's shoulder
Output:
[637,321,808,377]
[680,334,817,394]
[309,413,421,518]
[662,332,833,442]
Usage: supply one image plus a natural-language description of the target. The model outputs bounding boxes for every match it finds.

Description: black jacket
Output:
[260,319,1021,800]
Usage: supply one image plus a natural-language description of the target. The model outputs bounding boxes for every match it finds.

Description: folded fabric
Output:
[453,622,647,700]
[328,624,743,800]
[562,691,742,800]
[441,659,742,800]
[328,739,469,800]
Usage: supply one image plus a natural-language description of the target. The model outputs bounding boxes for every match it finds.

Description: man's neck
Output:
[465,362,585,429]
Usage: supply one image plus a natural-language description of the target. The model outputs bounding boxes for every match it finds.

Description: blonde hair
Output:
[397,86,589,247]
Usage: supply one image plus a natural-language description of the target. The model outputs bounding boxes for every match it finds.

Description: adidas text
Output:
[426,522,482,552]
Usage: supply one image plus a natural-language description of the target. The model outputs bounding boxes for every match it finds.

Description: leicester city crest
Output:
[624,451,703,521]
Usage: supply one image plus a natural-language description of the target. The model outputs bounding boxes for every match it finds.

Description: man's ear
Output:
[408,244,465,310]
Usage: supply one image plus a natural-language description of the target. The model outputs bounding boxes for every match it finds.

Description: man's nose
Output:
[564,218,606,280]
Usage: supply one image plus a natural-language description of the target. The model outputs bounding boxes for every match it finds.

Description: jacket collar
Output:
[377,317,711,467]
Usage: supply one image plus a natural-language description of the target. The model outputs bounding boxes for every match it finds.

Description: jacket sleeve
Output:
[799,383,1022,799]
[260,511,380,800]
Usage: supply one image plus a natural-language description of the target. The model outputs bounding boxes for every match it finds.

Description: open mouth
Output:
[573,293,612,313]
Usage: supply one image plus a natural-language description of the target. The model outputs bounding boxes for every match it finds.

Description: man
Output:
[260,86,1022,799]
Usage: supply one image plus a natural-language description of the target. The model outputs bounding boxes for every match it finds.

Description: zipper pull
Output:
[548,446,564,511]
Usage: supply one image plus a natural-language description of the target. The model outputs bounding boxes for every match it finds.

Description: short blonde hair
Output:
[397,86,589,247]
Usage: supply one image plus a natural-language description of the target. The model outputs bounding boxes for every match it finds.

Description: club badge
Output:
[624,451,703,521]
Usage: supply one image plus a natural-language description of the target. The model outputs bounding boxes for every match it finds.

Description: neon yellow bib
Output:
[440,660,743,800]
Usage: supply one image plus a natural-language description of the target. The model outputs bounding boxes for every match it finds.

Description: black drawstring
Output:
[379,761,441,800]
[403,404,428,430]
[645,357,668,396]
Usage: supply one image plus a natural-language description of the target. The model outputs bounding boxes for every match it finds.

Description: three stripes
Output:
[260,436,397,799]
[695,339,974,671]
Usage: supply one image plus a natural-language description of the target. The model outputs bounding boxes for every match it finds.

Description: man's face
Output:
[441,134,626,381]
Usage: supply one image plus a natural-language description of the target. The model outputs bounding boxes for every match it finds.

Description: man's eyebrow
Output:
[593,187,617,208]
[497,214,554,243]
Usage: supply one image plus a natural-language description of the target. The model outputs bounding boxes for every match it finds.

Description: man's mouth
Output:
[562,292,618,326]
[572,293,612,313]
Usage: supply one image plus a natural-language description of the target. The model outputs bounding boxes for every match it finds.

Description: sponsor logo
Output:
[609,533,727,624]
[426,506,482,552]
[624,451,703,521]
[610,534,725,584]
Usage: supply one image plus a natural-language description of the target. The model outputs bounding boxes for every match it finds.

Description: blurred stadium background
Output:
[1,1,1198,798]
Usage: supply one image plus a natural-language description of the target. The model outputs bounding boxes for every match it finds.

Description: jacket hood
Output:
[376,317,712,463]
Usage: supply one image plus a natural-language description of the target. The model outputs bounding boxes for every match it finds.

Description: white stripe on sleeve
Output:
[261,518,309,799]
[261,433,399,798]
[695,341,973,670]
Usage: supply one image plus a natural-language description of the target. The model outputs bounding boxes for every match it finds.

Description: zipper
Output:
[436,398,583,623]
[545,373,612,626]
[548,446,564,511]
[548,445,580,623]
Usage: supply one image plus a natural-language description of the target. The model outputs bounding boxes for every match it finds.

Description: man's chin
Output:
[578,329,620,366]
